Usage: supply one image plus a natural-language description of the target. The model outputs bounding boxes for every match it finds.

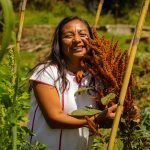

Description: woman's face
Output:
[61,19,90,62]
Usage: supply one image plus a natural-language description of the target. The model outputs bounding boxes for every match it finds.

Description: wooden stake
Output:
[108,0,150,149]
[93,0,104,27]
[16,0,27,52]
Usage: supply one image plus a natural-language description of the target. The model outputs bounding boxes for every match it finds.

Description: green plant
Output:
[0,0,47,149]
[0,48,30,149]
[0,0,14,61]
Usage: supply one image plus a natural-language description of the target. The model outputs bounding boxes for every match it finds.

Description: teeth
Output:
[73,46,83,50]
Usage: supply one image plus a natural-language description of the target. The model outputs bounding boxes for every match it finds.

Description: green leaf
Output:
[120,118,126,123]
[101,93,116,105]
[69,107,101,117]
[114,139,124,150]
[0,0,15,61]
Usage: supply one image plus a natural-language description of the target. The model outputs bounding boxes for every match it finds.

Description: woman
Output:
[27,16,117,150]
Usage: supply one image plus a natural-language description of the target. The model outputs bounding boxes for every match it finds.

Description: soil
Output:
[20,25,56,52]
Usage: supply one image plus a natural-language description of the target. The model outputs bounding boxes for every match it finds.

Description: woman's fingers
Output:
[94,104,118,125]
[107,112,116,119]
[109,104,117,111]
[107,104,118,119]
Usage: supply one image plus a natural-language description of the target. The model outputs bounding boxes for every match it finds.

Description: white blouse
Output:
[27,64,96,150]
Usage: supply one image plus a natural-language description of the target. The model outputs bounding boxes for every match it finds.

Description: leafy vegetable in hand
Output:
[69,107,101,117]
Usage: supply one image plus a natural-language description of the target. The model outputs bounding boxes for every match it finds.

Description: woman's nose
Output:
[73,34,81,43]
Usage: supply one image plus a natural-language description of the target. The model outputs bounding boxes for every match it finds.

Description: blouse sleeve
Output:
[29,64,58,86]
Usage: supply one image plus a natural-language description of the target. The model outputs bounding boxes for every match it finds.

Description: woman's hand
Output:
[95,104,117,128]
[106,104,117,119]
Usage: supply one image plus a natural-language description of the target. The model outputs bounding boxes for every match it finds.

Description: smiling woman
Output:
[26,16,117,150]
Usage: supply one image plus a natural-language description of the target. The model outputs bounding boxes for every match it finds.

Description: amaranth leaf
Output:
[101,93,116,105]
[68,107,101,117]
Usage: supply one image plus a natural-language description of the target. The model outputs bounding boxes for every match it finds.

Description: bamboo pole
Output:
[16,0,27,52]
[127,31,135,55]
[13,0,27,87]
[93,0,104,27]
[107,0,150,150]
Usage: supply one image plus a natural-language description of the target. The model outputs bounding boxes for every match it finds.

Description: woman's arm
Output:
[32,82,117,129]
[33,82,88,129]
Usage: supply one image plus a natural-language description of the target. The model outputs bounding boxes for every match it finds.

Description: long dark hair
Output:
[30,16,93,90]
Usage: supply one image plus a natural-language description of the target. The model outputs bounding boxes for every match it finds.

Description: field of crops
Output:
[0,0,150,149]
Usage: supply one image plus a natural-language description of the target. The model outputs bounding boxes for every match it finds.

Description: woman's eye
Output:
[80,33,87,37]
[65,35,72,38]
[64,34,73,38]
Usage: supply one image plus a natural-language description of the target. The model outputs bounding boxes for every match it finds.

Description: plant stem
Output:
[12,0,27,150]
[0,0,14,61]
[108,0,150,149]
[12,126,17,150]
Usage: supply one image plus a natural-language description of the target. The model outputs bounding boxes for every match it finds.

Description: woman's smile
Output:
[72,45,85,51]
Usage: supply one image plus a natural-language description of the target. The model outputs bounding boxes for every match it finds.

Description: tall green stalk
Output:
[12,0,28,149]
[11,34,18,150]
[0,0,14,61]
